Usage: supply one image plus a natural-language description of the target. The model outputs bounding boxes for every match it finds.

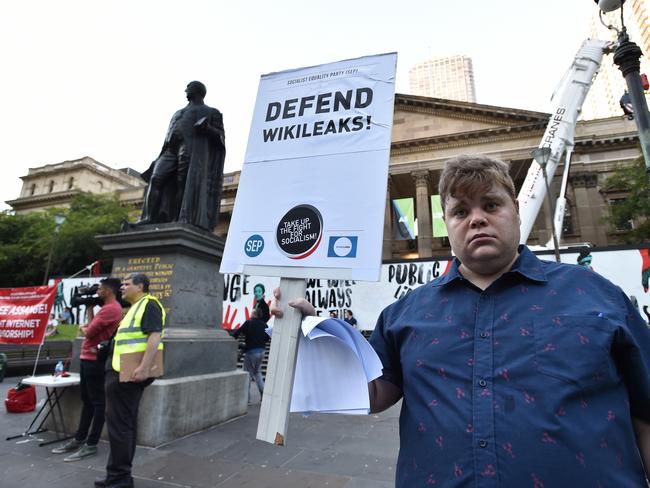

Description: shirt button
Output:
[479,379,487,387]
[478,439,488,448]
[480,331,488,338]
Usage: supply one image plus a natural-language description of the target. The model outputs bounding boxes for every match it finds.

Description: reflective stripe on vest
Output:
[112,294,165,372]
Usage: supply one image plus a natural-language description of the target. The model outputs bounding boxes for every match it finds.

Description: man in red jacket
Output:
[51,277,123,461]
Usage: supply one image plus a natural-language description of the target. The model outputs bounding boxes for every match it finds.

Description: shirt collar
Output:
[508,245,548,283]
[434,245,547,287]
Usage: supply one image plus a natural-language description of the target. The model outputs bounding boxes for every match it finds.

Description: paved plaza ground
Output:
[0,375,400,487]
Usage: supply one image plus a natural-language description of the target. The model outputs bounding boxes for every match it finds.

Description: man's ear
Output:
[515,199,521,224]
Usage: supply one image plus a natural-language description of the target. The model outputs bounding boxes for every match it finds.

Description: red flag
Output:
[0,285,57,345]
[90,260,102,277]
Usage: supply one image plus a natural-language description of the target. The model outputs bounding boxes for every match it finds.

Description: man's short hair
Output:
[100,277,121,297]
[254,283,265,294]
[125,273,150,293]
[438,154,516,213]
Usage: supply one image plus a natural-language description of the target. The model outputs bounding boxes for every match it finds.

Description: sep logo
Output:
[327,236,358,258]
[244,235,264,257]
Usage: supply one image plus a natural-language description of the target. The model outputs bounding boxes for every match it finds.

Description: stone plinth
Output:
[48,223,248,446]
[97,223,237,379]
[50,370,248,446]
[99,222,224,329]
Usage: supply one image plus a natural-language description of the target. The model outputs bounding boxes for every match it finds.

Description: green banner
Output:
[431,195,447,237]
[392,198,416,240]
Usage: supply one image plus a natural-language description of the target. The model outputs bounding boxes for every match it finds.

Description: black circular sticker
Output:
[276,205,323,259]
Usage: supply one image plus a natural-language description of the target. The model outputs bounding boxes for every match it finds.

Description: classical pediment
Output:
[392,93,549,143]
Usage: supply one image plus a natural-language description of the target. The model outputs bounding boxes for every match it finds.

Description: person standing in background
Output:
[52,278,122,462]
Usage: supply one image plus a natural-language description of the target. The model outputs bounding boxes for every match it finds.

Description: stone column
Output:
[570,172,606,245]
[382,176,393,261]
[412,170,432,258]
[429,170,444,252]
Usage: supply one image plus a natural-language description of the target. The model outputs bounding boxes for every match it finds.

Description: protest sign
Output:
[221,52,396,446]
[0,286,56,345]
[220,52,397,281]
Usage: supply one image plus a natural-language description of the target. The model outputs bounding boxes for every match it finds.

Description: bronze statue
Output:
[138,81,226,231]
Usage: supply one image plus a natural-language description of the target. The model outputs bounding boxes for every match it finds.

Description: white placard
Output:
[220,53,397,281]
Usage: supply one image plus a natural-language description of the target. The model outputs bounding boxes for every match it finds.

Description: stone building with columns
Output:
[380,94,641,259]
[7,95,642,260]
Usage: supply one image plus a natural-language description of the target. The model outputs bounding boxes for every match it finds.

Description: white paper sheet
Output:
[275,317,384,414]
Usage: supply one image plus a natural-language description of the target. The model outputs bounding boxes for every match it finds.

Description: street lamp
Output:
[593,0,650,179]
[42,213,66,285]
[532,147,561,263]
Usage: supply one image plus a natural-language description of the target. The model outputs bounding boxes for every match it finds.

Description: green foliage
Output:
[44,324,81,342]
[0,211,52,286]
[0,193,129,287]
[604,156,650,243]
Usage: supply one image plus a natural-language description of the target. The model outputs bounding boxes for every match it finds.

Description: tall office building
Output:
[582,0,650,120]
[408,55,477,102]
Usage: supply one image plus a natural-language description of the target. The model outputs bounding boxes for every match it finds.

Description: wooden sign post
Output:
[256,277,306,445]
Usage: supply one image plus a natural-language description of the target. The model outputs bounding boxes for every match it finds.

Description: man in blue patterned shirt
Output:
[282,154,650,487]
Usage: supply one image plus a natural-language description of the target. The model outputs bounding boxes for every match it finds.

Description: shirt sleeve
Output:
[369,308,403,389]
[84,304,121,341]
[140,301,163,334]
[233,321,247,338]
[613,289,650,422]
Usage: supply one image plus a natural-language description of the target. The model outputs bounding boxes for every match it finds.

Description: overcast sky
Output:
[1,0,603,209]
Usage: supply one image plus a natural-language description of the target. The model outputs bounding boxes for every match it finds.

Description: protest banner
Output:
[222,245,650,335]
[221,259,453,332]
[221,53,397,445]
[0,286,57,345]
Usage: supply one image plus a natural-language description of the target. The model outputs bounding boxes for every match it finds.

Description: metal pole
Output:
[30,341,45,377]
[42,237,56,286]
[541,166,561,263]
[613,33,650,180]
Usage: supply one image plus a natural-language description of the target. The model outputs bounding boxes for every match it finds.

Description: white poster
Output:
[220,53,397,281]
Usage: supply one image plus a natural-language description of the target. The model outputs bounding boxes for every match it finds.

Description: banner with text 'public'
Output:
[220,53,397,281]
[0,286,56,344]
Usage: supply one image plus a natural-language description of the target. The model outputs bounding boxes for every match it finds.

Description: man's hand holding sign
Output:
[220,53,397,444]
[271,288,402,415]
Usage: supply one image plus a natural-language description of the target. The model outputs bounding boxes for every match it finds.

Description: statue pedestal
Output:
[59,223,248,446]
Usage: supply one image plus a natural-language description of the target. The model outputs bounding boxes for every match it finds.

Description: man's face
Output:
[120,278,142,304]
[443,183,521,276]
[97,283,109,300]
[253,286,264,301]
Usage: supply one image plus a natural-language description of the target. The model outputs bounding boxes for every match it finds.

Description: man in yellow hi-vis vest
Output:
[95,273,164,488]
